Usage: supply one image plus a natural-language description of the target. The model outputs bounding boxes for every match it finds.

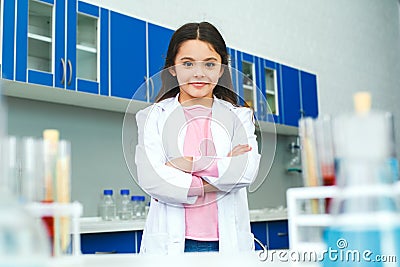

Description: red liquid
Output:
[323,173,336,213]
[41,200,54,254]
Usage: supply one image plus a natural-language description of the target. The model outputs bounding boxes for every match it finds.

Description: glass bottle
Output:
[99,189,116,221]
[117,189,132,220]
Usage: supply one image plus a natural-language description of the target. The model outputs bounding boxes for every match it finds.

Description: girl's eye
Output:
[204,62,216,68]
[183,62,194,67]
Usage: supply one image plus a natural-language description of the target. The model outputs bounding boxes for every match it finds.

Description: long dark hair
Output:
[155,22,238,105]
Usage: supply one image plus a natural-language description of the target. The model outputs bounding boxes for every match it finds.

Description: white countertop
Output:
[80,208,288,234]
[43,251,320,267]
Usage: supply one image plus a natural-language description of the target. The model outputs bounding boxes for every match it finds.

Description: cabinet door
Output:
[254,56,268,122]
[16,0,57,86]
[81,230,143,254]
[237,51,257,110]
[300,70,318,118]
[110,11,146,100]
[251,222,267,251]
[74,1,106,94]
[1,0,16,80]
[259,59,282,124]
[281,64,301,127]
[267,220,289,249]
[147,23,173,102]
[14,0,105,92]
[81,231,136,254]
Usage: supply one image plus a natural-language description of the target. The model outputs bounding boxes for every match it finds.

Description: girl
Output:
[135,22,261,254]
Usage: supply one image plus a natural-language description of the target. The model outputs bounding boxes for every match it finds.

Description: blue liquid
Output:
[323,226,400,267]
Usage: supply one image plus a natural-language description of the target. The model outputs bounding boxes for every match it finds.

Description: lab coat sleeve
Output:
[202,108,261,192]
[135,105,198,205]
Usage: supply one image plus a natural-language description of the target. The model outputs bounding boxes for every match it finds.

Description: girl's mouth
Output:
[189,82,208,88]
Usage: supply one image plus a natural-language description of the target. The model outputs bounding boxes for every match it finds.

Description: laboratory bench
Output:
[46,252,320,267]
[79,208,289,254]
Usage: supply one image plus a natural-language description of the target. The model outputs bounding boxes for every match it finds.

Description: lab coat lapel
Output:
[159,95,187,160]
[211,98,234,156]
[211,99,238,252]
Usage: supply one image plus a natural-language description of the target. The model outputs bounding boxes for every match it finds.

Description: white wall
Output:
[88,0,400,156]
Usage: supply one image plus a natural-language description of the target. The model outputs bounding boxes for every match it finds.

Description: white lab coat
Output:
[135,94,261,254]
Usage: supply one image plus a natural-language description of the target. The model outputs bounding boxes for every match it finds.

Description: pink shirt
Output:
[183,105,219,241]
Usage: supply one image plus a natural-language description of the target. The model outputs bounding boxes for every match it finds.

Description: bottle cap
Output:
[131,195,141,201]
[103,189,113,195]
[120,189,130,195]
[334,92,392,160]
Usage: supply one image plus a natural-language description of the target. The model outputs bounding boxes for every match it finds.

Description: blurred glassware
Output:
[0,188,50,266]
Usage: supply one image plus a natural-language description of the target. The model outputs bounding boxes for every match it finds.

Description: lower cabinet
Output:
[80,220,288,254]
[81,231,143,254]
[251,220,289,250]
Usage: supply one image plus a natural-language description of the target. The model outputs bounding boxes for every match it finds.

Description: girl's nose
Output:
[193,63,206,77]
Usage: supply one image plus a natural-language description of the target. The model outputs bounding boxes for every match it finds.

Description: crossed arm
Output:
[165,144,252,193]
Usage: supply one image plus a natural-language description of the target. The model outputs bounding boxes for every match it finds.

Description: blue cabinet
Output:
[12,0,108,94]
[251,220,289,250]
[300,70,318,118]
[147,23,173,102]
[81,231,143,254]
[251,221,268,250]
[231,49,318,126]
[281,64,302,127]
[2,1,318,125]
[281,64,319,126]
[80,221,288,254]
[267,220,289,250]
[110,11,146,100]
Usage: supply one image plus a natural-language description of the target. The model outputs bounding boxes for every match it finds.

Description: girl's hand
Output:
[165,156,193,172]
[227,144,252,157]
[202,179,219,193]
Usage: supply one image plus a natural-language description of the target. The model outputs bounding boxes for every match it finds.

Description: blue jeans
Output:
[184,239,219,253]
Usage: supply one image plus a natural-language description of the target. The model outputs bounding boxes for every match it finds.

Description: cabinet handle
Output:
[277,232,288,237]
[60,58,66,85]
[67,59,73,86]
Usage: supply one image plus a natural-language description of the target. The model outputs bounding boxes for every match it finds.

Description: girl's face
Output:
[170,39,223,103]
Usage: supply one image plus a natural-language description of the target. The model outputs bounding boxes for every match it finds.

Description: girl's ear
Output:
[169,66,176,76]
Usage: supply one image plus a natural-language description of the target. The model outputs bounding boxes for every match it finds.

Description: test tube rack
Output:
[24,201,83,256]
[287,183,400,253]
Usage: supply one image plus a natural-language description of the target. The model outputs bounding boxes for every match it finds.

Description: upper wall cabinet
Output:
[110,11,146,100]
[1,1,318,129]
[11,0,109,94]
[229,49,318,127]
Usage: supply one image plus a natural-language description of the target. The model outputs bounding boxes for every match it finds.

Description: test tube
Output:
[298,117,322,214]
